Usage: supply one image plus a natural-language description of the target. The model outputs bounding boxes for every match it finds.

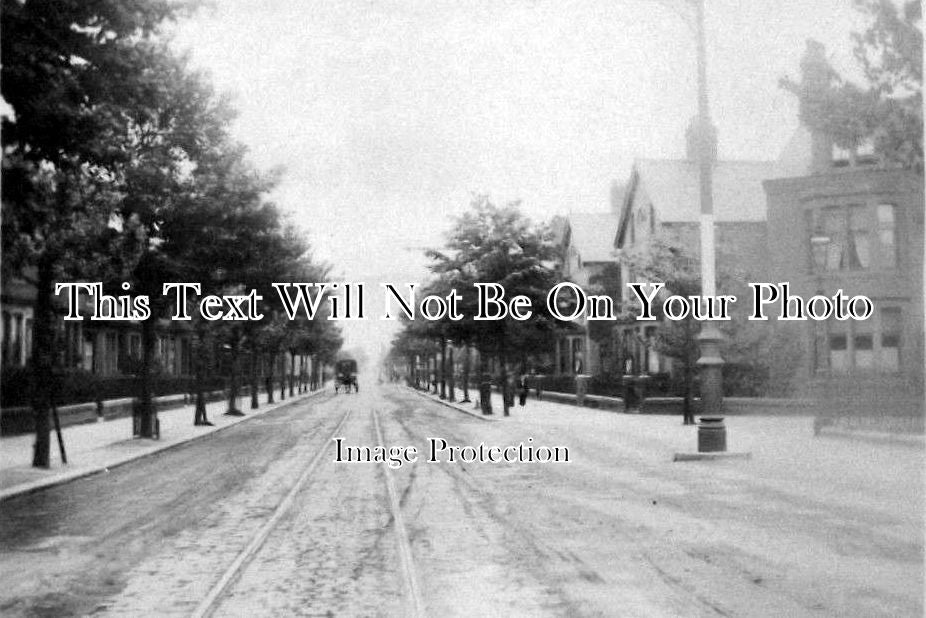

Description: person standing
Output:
[518,373,529,407]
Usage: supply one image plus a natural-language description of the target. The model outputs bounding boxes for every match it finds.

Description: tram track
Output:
[190,395,427,617]
[371,406,426,618]
[190,404,354,618]
[380,387,757,617]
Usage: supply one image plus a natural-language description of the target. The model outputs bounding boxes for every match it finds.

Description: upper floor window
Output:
[877,204,897,268]
[808,203,898,272]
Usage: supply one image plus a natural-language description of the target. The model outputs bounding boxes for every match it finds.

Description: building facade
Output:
[0,276,192,378]
[764,163,924,414]
[613,142,778,381]
[553,211,621,376]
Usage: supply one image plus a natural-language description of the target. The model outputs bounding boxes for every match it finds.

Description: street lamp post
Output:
[692,0,726,452]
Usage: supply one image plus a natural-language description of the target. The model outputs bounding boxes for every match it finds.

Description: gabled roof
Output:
[616,158,783,247]
[566,212,619,263]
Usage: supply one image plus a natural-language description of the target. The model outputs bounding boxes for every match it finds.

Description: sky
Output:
[169,0,870,365]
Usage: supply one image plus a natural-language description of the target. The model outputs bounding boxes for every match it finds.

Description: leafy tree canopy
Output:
[780,0,923,171]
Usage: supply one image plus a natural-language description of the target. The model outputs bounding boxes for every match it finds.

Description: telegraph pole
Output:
[693,0,726,451]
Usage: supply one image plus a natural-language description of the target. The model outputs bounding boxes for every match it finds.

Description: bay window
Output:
[808,203,898,272]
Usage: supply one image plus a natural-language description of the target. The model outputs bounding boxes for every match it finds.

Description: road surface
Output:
[0,385,921,616]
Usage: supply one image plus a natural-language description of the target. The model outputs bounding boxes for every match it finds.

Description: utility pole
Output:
[693,0,726,451]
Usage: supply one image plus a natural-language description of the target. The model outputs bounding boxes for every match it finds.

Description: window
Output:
[104,332,118,375]
[853,316,874,370]
[877,204,897,268]
[12,314,23,366]
[827,320,849,373]
[571,337,584,374]
[880,307,901,371]
[818,305,903,374]
[808,204,899,272]
[847,206,870,269]
[1,311,10,366]
[644,326,660,373]
[82,333,94,372]
[129,334,141,359]
[23,318,32,366]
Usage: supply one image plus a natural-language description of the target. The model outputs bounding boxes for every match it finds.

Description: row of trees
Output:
[2,1,341,467]
[388,196,574,416]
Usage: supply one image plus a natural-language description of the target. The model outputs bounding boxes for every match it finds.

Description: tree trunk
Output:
[289,351,295,397]
[279,353,286,400]
[226,335,243,415]
[683,353,695,425]
[249,341,259,409]
[499,341,510,417]
[30,254,55,467]
[462,344,471,402]
[265,350,275,403]
[138,311,158,436]
[439,338,447,399]
[448,345,455,401]
[193,328,209,425]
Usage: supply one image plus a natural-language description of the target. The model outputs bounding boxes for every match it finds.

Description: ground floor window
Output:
[818,303,904,374]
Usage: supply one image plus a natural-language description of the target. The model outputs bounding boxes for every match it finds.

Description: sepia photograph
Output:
[0,0,923,615]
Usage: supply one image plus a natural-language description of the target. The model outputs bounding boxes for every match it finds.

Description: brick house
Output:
[763,129,924,419]
[612,125,780,381]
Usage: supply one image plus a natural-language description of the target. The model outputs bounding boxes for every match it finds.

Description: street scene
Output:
[1,0,924,616]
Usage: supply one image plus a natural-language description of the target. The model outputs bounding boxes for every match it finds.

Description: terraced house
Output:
[0,274,192,378]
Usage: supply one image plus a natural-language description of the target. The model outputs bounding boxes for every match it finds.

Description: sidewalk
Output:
[409,386,536,421]
[0,388,326,501]
[411,384,925,448]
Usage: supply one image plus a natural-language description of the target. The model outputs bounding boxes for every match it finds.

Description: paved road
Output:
[0,385,921,616]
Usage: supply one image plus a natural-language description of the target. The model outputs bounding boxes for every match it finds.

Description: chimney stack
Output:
[799,40,835,173]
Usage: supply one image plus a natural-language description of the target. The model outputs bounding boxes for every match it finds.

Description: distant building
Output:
[554,210,621,376]
[613,122,780,378]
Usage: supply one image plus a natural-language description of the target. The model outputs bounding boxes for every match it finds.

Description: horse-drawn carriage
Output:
[334,359,358,394]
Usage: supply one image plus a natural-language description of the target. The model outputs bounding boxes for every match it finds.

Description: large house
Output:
[613,123,781,378]
[763,127,924,416]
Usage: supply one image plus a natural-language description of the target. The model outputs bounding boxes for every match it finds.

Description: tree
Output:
[2,0,194,466]
[619,240,702,424]
[780,0,922,171]
[620,236,799,420]
[117,54,240,433]
[279,255,339,398]
[390,319,440,389]
[425,196,566,415]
